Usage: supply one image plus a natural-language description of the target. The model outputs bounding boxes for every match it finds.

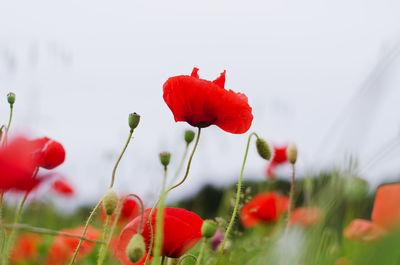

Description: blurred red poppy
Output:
[371,183,400,230]
[117,207,203,265]
[100,196,141,227]
[240,192,289,228]
[33,137,66,170]
[344,219,386,243]
[45,226,100,265]
[52,179,74,196]
[163,68,253,134]
[290,207,323,228]
[10,233,42,262]
[266,145,288,179]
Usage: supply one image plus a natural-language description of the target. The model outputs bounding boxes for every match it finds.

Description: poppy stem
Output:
[4,191,28,265]
[177,254,197,265]
[195,237,207,265]
[69,200,102,265]
[96,215,110,265]
[110,128,134,188]
[217,132,258,263]
[285,164,296,233]
[168,143,189,187]
[2,104,13,148]
[102,194,144,265]
[2,224,104,244]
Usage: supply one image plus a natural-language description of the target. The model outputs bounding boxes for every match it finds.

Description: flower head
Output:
[10,234,42,262]
[344,219,386,243]
[240,192,289,228]
[163,68,253,134]
[33,137,66,170]
[371,183,400,230]
[290,207,322,228]
[117,207,203,264]
[101,196,141,227]
[266,145,289,179]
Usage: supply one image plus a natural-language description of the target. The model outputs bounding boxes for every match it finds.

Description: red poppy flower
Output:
[10,233,42,262]
[266,145,288,179]
[33,137,66,170]
[344,219,386,243]
[290,207,323,228]
[371,183,400,230]
[117,207,203,265]
[163,68,253,134]
[0,137,40,191]
[52,179,74,196]
[100,196,141,228]
[240,192,289,228]
[45,226,100,265]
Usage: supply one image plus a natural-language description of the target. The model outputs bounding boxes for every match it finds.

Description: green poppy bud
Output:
[201,219,218,238]
[102,188,119,215]
[126,234,145,263]
[286,143,298,164]
[255,138,272,160]
[7,92,15,105]
[184,130,195,144]
[160,152,171,167]
[128,113,140,130]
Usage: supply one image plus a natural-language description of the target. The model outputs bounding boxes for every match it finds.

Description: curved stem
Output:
[168,143,189,187]
[110,129,134,188]
[195,238,207,265]
[217,132,258,262]
[177,254,197,265]
[285,164,296,232]
[97,215,110,265]
[69,200,102,265]
[2,224,104,244]
[103,194,144,261]
[4,191,28,265]
[153,167,168,265]
[3,105,13,147]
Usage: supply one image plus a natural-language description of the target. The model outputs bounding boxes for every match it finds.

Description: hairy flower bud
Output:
[103,188,119,215]
[126,234,145,263]
[286,143,298,164]
[159,152,171,167]
[184,130,195,145]
[128,113,140,130]
[255,138,271,160]
[7,92,15,105]
[201,219,218,238]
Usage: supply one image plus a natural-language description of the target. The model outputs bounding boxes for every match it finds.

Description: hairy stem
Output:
[285,164,296,232]
[195,238,207,265]
[110,129,134,188]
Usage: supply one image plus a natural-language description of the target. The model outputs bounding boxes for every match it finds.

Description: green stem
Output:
[177,254,197,265]
[2,224,104,244]
[217,132,258,263]
[110,129,134,188]
[145,127,201,265]
[0,191,4,258]
[168,144,189,187]
[195,238,207,265]
[285,164,296,232]
[4,191,28,265]
[69,200,102,265]
[97,215,110,265]
[2,105,13,147]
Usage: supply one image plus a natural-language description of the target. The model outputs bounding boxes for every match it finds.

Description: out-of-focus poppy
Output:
[100,197,141,227]
[266,145,288,179]
[52,179,74,196]
[45,226,100,265]
[117,207,203,265]
[344,219,386,243]
[371,183,400,230]
[240,192,289,228]
[290,207,322,228]
[33,137,66,170]
[10,233,42,262]
[163,68,253,134]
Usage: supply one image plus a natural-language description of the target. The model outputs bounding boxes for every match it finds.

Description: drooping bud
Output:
[286,143,298,164]
[255,138,272,160]
[102,188,119,215]
[159,152,171,167]
[126,234,145,263]
[201,220,218,238]
[7,92,15,106]
[128,113,140,130]
[184,130,195,145]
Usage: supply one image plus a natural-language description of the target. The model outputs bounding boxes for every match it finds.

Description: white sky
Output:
[1,0,400,208]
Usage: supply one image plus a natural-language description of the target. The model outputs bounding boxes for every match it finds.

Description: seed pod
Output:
[201,220,218,238]
[159,152,171,167]
[7,92,15,105]
[184,130,195,144]
[128,113,140,130]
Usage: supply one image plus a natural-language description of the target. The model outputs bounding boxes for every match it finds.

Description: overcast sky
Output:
[1,0,400,208]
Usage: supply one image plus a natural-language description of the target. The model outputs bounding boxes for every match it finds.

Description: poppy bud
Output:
[126,234,145,263]
[128,113,140,130]
[159,152,171,167]
[103,188,119,215]
[184,130,195,145]
[201,220,218,238]
[255,138,271,160]
[286,143,298,164]
[7,92,15,105]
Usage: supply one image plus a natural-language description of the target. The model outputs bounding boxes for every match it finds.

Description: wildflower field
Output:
[1,68,400,265]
